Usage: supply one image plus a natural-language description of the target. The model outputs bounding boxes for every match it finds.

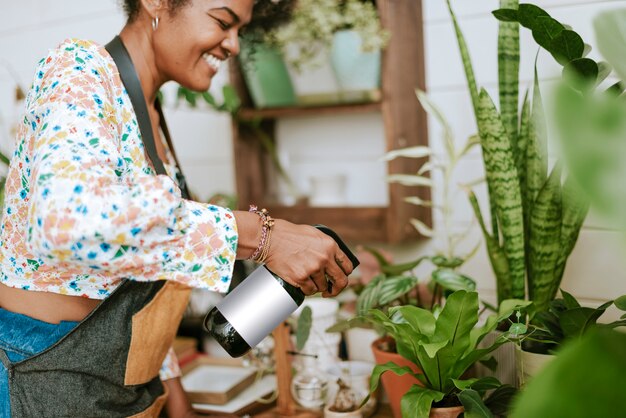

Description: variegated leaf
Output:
[387,174,433,187]
[411,218,434,237]
[383,146,432,161]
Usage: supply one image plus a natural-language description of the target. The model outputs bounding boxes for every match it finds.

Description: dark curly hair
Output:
[120,0,294,40]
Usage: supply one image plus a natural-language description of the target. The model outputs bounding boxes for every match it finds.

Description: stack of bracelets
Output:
[248,205,275,264]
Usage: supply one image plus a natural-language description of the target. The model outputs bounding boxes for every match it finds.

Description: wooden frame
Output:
[229,0,430,244]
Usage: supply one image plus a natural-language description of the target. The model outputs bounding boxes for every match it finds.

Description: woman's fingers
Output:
[322,262,349,298]
[308,270,327,295]
[334,250,354,276]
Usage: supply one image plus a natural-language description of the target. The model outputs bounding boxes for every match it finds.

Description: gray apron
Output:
[0,279,191,417]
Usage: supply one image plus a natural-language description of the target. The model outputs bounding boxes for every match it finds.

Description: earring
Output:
[152,16,160,31]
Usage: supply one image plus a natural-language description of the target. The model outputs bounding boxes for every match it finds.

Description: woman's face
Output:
[153,0,253,91]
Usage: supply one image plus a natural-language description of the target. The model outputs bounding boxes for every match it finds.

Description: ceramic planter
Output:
[516,347,555,387]
[474,329,517,386]
[371,337,422,418]
[429,405,464,418]
[345,328,379,362]
[325,361,377,418]
[330,30,381,96]
[239,43,296,108]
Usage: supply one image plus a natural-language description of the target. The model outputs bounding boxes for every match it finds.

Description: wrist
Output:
[233,210,263,259]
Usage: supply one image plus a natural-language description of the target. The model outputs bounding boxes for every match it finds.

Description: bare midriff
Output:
[0,282,100,324]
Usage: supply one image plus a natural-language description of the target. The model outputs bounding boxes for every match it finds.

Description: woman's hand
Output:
[263,220,354,297]
[234,212,354,297]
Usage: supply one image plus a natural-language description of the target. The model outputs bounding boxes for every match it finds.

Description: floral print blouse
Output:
[0,39,238,379]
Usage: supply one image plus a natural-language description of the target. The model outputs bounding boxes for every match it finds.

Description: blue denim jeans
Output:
[0,307,78,418]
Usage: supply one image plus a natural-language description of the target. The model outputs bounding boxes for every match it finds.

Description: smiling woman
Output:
[0,1,359,418]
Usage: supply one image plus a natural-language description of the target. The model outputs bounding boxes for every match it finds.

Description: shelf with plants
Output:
[229,0,431,243]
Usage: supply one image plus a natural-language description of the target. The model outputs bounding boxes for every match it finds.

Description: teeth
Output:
[202,53,222,72]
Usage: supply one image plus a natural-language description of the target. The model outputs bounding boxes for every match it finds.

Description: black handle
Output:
[314,224,360,269]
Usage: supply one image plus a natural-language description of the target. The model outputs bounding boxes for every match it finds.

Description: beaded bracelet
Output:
[248,205,275,264]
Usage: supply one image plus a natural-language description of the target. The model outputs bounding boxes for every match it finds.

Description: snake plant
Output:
[446,0,598,311]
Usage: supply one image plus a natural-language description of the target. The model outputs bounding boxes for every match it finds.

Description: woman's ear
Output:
[139,0,165,19]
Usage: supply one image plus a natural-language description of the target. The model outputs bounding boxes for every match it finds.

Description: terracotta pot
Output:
[516,347,555,387]
[371,337,422,418]
[429,405,464,418]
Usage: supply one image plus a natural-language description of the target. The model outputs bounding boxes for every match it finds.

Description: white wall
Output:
[393,0,626,319]
[0,0,235,202]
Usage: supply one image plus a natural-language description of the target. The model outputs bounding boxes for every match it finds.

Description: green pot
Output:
[240,43,296,108]
[330,30,381,93]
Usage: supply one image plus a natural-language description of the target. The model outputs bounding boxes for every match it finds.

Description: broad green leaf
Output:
[479,356,498,372]
[459,389,494,418]
[432,269,477,292]
[492,8,519,22]
[453,376,501,392]
[434,290,478,353]
[549,30,585,65]
[484,385,518,416]
[596,61,612,86]
[383,146,432,161]
[401,385,445,418]
[391,305,436,336]
[559,307,605,339]
[222,85,241,114]
[563,58,599,85]
[615,295,626,311]
[507,322,527,337]
[295,306,312,350]
[560,289,581,309]
[410,218,434,238]
[325,317,371,333]
[381,257,429,276]
[421,340,449,358]
[368,362,418,396]
[498,0,520,148]
[476,89,525,300]
[532,16,564,51]
[356,274,385,314]
[387,174,432,187]
[377,276,420,306]
[517,4,550,30]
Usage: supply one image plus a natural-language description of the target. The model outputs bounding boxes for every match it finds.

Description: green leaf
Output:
[479,356,498,372]
[453,376,501,392]
[559,307,605,339]
[416,89,456,159]
[492,8,519,22]
[221,85,241,114]
[390,305,436,336]
[201,91,217,107]
[325,317,371,333]
[531,16,564,51]
[560,289,581,309]
[377,276,420,306]
[497,0,520,145]
[563,58,599,83]
[435,290,478,354]
[459,389,494,418]
[295,306,312,350]
[356,274,385,314]
[381,257,428,276]
[368,362,418,396]
[517,4,550,30]
[484,385,517,416]
[363,247,390,267]
[507,322,527,337]
[615,295,626,311]
[432,269,476,292]
[410,218,434,238]
[549,30,585,65]
[400,385,445,418]
[476,89,525,300]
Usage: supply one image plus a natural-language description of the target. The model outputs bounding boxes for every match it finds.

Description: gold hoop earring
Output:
[152,16,159,31]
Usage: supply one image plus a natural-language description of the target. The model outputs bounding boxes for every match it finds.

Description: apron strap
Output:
[104,36,191,199]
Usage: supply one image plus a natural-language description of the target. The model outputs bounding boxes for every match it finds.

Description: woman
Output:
[0,0,354,416]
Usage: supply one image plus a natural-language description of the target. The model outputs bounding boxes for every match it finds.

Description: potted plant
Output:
[356,290,527,418]
[266,0,390,103]
[515,290,626,386]
[447,0,595,314]
[324,378,364,418]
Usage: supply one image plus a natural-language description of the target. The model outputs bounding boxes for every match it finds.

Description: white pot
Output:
[474,330,517,386]
[345,328,379,363]
[516,347,555,387]
[283,43,341,105]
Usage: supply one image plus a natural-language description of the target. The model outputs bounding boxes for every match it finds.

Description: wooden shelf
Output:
[229,0,431,244]
[238,101,382,121]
